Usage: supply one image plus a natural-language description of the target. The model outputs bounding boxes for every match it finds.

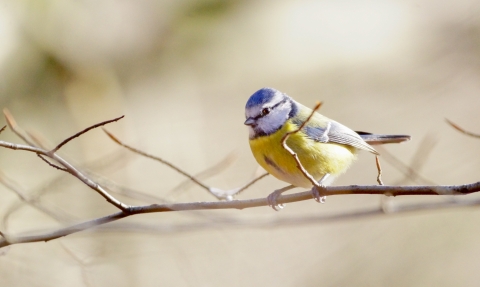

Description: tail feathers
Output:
[356,131,411,145]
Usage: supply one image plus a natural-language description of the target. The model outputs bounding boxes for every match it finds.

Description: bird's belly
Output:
[249,131,357,188]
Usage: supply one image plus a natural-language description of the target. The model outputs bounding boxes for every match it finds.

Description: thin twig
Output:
[208,172,270,200]
[105,129,264,201]
[375,155,384,185]
[0,112,130,211]
[446,119,480,138]
[49,115,124,153]
[280,102,323,188]
[103,129,211,192]
[37,154,68,171]
[3,108,36,146]
[168,151,238,195]
[1,180,480,248]
[377,143,437,185]
[234,172,269,194]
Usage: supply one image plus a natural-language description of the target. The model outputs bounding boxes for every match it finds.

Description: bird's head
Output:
[244,88,297,139]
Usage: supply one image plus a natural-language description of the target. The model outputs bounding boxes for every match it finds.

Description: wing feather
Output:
[292,107,378,154]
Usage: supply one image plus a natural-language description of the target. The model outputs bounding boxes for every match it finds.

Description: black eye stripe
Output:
[253,99,287,120]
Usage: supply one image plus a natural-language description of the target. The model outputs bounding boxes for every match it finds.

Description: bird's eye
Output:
[261,108,270,116]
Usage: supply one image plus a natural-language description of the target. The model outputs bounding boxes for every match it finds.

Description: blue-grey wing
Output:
[303,121,378,154]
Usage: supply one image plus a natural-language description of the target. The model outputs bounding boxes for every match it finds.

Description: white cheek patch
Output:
[257,101,291,134]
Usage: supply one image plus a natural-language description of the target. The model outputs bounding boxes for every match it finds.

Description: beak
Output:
[244,117,255,126]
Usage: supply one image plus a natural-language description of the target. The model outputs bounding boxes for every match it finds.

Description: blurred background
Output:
[1,0,480,286]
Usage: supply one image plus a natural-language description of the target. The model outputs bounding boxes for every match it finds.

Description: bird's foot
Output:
[267,190,285,211]
[312,184,327,204]
[266,185,295,211]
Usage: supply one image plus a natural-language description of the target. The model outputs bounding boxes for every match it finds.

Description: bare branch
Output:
[0,212,127,247]
[0,133,130,212]
[49,115,124,153]
[1,180,479,248]
[3,108,36,146]
[37,154,68,172]
[2,110,480,251]
[94,175,248,224]
[96,197,480,234]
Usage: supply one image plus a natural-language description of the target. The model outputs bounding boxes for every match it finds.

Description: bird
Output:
[244,87,410,210]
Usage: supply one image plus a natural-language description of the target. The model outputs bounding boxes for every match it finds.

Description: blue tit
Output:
[244,87,410,210]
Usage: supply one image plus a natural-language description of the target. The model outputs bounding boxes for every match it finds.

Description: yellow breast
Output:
[249,120,357,188]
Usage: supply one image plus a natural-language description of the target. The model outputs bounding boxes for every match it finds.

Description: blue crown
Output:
[245,87,280,108]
